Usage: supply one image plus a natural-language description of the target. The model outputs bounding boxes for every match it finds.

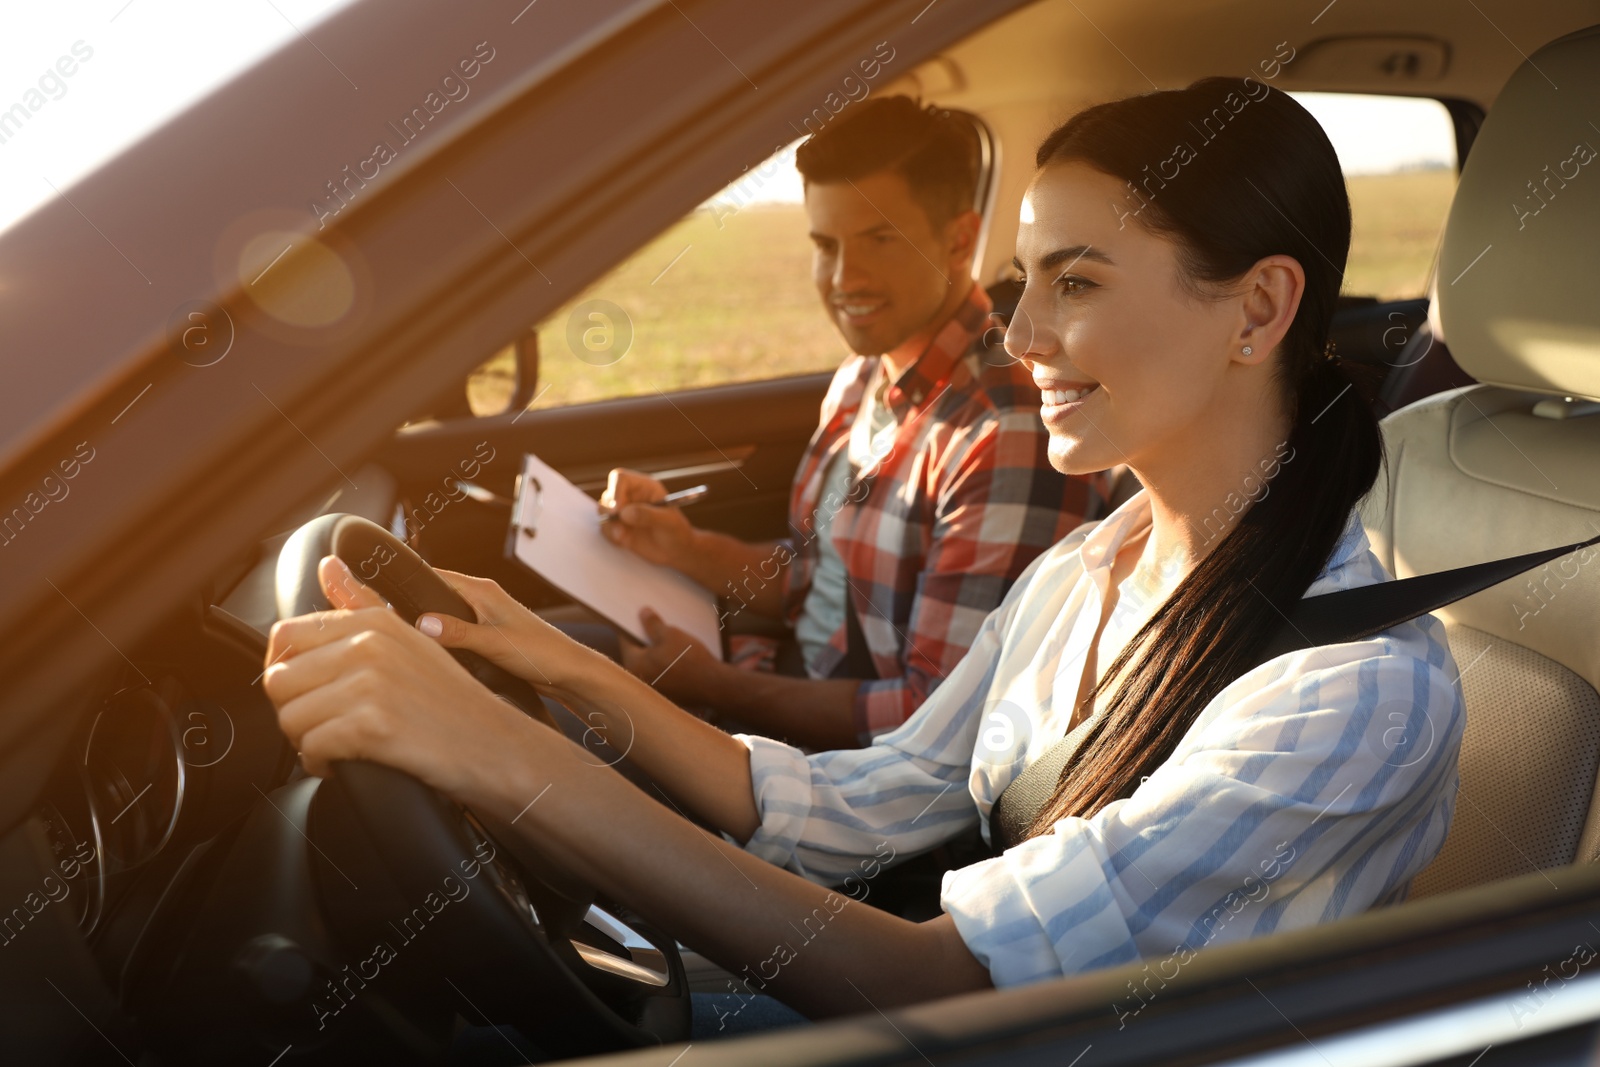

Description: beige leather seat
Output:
[1360,24,1600,898]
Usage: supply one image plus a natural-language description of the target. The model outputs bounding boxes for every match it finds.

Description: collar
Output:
[1075,489,1153,578]
[1323,506,1370,572]
[1305,506,1375,596]
[1075,488,1373,593]
[880,282,992,420]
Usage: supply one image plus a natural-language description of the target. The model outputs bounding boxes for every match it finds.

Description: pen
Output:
[599,483,710,523]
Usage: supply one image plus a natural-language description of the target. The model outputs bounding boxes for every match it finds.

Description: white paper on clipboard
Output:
[508,453,724,660]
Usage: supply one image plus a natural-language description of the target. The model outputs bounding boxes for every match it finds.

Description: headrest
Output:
[1437,23,1600,402]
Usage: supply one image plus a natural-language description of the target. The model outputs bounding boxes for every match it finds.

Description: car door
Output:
[380,370,829,603]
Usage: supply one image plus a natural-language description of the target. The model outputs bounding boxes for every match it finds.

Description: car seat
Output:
[1360,23,1600,898]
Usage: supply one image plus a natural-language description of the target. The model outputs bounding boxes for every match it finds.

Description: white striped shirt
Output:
[736,490,1464,988]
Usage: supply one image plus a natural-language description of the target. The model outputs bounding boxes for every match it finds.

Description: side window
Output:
[489,112,997,413]
[524,140,848,410]
[1289,93,1459,299]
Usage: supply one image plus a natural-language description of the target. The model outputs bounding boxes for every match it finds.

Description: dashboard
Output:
[6,469,697,1061]
[24,562,296,1005]
[36,681,200,943]
[13,474,398,1027]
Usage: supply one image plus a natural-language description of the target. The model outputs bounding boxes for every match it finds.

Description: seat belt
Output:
[830,594,880,681]
[988,529,1600,851]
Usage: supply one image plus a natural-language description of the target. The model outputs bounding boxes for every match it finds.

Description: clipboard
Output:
[506,453,724,660]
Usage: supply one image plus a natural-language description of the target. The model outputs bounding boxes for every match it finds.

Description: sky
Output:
[1291,91,1457,175]
[0,3,1457,235]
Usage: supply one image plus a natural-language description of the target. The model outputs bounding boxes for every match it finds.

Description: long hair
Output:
[1024,77,1384,837]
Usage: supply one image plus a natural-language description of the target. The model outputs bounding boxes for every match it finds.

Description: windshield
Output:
[1,0,358,238]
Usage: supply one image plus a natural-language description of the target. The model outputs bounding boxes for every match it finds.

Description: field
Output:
[465,170,1458,414]
[526,204,844,410]
[1342,168,1457,300]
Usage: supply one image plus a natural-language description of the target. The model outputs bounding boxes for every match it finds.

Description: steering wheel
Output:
[275,513,690,1056]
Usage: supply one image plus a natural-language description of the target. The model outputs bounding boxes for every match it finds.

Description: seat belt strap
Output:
[830,593,881,681]
[1265,531,1600,660]
[988,530,1600,851]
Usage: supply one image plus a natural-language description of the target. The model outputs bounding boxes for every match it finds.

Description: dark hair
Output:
[795,95,981,227]
[1025,77,1384,836]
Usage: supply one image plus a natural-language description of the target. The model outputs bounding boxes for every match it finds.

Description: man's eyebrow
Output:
[811,222,896,242]
[1014,245,1114,272]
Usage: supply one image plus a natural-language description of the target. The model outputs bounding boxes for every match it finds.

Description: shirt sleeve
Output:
[940,618,1465,988]
[737,560,1036,885]
[853,409,1088,741]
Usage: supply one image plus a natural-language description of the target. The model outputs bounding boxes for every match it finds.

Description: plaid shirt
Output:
[773,283,1104,740]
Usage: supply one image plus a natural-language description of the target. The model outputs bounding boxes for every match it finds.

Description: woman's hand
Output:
[262,557,546,816]
[411,567,614,694]
[402,562,763,841]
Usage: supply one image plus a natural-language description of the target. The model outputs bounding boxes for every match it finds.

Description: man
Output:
[603,96,1102,749]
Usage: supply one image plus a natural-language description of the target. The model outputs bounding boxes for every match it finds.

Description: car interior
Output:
[2,0,1598,1063]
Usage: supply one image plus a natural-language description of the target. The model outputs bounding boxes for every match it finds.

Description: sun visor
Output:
[1436,23,1600,402]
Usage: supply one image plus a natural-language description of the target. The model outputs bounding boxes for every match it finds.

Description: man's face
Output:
[805,170,966,356]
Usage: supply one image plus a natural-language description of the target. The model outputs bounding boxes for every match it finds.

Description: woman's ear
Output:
[1233,254,1305,366]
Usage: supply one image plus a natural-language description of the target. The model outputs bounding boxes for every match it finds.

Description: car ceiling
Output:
[891,0,1600,283]
[946,0,1594,109]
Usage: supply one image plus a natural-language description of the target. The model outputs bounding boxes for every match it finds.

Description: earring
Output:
[1242,345,1253,356]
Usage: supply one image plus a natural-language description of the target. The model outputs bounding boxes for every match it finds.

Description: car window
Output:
[472,95,1447,416]
[1290,92,1459,300]
[508,139,848,411]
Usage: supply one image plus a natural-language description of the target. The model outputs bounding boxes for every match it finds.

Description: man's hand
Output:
[599,468,698,570]
[619,607,722,706]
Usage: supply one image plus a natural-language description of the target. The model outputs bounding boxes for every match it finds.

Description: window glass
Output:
[528,140,853,410]
[466,344,517,416]
[1290,93,1459,299]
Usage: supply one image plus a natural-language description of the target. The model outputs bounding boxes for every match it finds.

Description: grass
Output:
[1342,169,1456,300]
[524,204,847,411]
[464,170,1458,414]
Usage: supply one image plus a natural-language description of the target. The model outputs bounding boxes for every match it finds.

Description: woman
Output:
[263,78,1464,1032]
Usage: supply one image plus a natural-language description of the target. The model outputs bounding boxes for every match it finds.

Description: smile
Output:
[1040,385,1098,406]
[837,302,885,319]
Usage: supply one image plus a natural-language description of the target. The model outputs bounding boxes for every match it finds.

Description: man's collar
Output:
[881,282,992,418]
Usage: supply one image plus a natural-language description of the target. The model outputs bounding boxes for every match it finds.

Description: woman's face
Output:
[1006,161,1247,477]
